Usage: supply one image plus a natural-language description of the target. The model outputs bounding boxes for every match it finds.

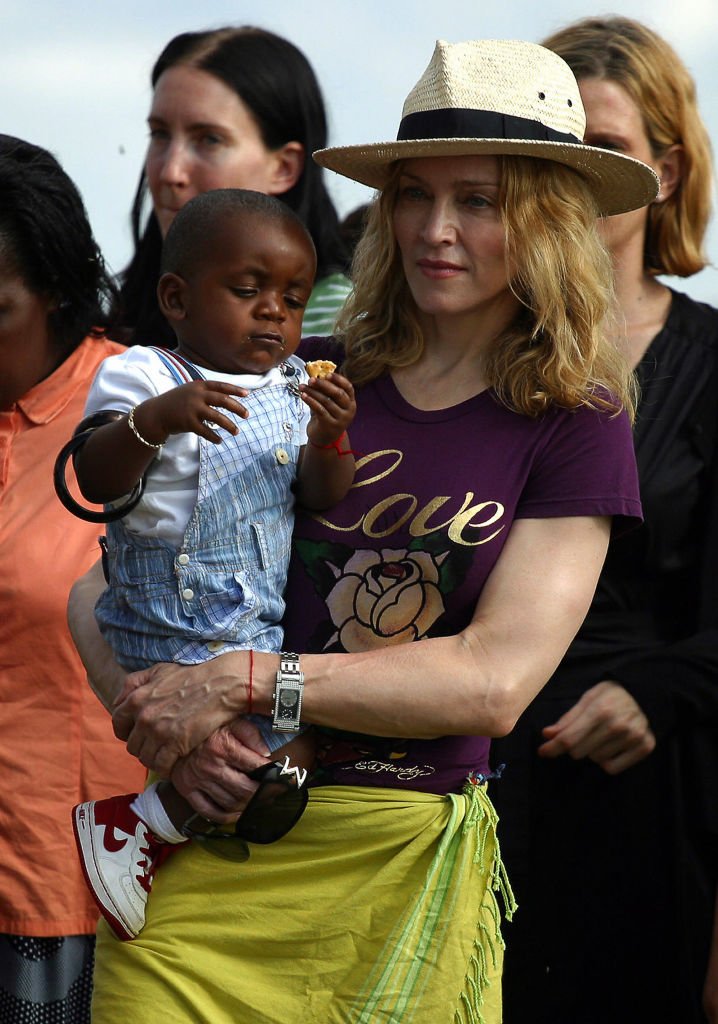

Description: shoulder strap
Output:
[148,346,205,383]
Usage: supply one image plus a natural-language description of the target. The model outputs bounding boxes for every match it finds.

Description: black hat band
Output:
[397,107,582,146]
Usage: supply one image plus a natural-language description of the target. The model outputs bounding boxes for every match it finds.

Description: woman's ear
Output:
[266,142,305,196]
[157,272,188,322]
[654,144,684,203]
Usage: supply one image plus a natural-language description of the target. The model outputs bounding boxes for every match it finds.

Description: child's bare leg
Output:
[275,728,318,773]
[154,781,196,830]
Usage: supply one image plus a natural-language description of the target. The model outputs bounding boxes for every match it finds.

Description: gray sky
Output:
[3,0,717,303]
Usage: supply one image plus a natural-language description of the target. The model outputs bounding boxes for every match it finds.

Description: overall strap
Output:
[148,347,206,384]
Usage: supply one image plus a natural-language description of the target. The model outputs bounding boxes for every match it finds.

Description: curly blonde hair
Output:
[337,157,635,419]
[542,16,713,277]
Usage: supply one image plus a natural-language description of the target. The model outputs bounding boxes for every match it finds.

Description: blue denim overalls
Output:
[95,350,309,750]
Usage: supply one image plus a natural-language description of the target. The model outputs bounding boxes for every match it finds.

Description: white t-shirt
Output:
[84,346,308,545]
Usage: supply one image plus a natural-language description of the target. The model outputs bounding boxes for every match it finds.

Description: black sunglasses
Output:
[180,755,310,862]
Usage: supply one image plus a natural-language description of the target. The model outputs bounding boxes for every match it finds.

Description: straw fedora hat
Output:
[314,39,658,216]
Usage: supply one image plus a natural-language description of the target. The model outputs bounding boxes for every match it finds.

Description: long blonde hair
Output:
[542,16,713,277]
[337,157,635,419]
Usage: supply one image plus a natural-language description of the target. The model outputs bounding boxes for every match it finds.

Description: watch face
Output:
[280,689,299,710]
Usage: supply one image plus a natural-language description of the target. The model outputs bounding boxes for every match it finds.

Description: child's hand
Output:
[133,381,250,445]
[300,372,356,447]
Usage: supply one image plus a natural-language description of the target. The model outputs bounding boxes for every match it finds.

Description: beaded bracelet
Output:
[128,405,164,450]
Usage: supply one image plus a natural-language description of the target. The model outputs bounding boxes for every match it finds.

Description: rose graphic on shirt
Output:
[323,547,447,651]
[294,532,473,654]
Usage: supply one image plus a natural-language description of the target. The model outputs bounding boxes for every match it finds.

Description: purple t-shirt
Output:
[284,339,642,794]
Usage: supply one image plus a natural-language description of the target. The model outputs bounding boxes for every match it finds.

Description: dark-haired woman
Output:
[0,135,146,1022]
[115,26,351,347]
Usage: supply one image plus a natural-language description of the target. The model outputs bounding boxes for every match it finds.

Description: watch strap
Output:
[272,652,304,732]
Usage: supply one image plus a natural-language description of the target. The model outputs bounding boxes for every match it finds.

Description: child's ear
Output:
[157,272,188,322]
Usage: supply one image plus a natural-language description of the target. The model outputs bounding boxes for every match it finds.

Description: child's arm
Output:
[295,372,356,510]
[75,380,249,503]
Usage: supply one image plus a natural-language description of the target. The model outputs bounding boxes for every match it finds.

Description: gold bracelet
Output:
[127,405,164,450]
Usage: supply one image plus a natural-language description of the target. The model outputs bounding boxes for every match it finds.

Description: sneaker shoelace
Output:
[134,832,167,895]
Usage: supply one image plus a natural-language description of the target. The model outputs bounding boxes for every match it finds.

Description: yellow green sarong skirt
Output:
[92,782,515,1024]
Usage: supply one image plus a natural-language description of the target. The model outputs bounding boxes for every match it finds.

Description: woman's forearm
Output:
[111,515,609,775]
[254,631,552,741]
[253,637,499,737]
[254,515,610,740]
[67,560,125,711]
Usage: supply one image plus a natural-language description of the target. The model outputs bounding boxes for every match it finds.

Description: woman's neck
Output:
[0,342,65,411]
[391,304,514,411]
[613,269,672,370]
[607,223,673,370]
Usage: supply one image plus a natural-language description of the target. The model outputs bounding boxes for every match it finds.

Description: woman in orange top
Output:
[0,135,146,1023]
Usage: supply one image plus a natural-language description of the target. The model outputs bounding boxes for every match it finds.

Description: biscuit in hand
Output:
[306,359,337,379]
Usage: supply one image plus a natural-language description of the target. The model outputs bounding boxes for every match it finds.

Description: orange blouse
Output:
[0,336,147,936]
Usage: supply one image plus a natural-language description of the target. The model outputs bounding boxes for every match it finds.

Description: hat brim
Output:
[314,138,659,217]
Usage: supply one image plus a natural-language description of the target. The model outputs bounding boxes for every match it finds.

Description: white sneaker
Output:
[72,795,168,940]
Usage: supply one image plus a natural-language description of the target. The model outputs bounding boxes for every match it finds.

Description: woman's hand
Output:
[112,652,256,776]
[537,680,656,774]
[170,719,269,824]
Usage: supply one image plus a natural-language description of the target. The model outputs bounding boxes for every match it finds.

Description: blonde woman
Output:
[492,17,718,1024]
[68,39,656,1024]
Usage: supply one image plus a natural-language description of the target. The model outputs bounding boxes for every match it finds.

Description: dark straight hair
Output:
[116,26,347,346]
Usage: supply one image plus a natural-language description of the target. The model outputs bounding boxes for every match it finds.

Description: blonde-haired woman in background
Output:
[492,17,718,1024]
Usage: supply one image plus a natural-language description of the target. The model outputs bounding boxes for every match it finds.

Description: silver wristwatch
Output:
[272,652,304,732]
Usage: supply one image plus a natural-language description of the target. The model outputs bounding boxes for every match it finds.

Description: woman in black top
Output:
[492,17,718,1024]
